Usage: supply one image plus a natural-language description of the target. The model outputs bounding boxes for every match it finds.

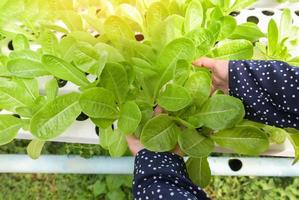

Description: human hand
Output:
[192,57,229,94]
[126,135,182,156]
[126,106,183,156]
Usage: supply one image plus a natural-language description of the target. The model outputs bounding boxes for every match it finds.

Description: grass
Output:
[0,140,299,200]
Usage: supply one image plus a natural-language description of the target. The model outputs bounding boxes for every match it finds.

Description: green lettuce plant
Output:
[0,0,298,187]
[254,9,299,65]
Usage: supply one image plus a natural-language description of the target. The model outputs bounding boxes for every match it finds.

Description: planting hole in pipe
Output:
[56,78,68,88]
[295,11,299,16]
[12,114,21,119]
[95,126,99,136]
[228,159,242,172]
[135,33,144,42]
[76,112,89,121]
[229,11,240,17]
[247,16,259,24]
[262,10,274,16]
[8,40,13,50]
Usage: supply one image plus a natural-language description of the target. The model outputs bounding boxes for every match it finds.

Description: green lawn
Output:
[0,141,298,200]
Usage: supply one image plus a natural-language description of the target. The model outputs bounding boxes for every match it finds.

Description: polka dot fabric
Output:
[133,149,210,200]
[229,60,299,128]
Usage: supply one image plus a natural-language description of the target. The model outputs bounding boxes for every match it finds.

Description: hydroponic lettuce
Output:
[0,0,298,187]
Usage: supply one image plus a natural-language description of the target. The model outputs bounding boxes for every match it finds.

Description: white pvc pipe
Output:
[0,155,298,176]
[209,157,299,177]
[0,155,134,174]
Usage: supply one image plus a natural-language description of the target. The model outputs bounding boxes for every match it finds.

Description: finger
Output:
[173,144,183,157]
[154,106,163,116]
[210,84,216,95]
[126,135,144,156]
[192,57,216,71]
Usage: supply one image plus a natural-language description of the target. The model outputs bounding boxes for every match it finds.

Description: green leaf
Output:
[207,6,223,22]
[15,106,32,118]
[106,175,123,191]
[218,16,237,40]
[106,190,126,200]
[184,0,203,33]
[285,128,299,164]
[117,4,144,27]
[109,129,127,157]
[95,52,108,79]
[211,39,253,59]
[92,180,106,197]
[99,126,113,150]
[155,38,195,96]
[12,34,29,50]
[79,87,118,119]
[14,78,39,100]
[59,10,83,31]
[9,49,40,61]
[91,118,114,130]
[30,92,82,140]
[207,21,221,44]
[104,16,134,43]
[94,43,125,63]
[163,15,185,45]
[118,101,142,135]
[158,37,195,70]
[26,139,45,160]
[178,129,214,157]
[174,60,191,85]
[42,55,89,87]
[45,79,58,101]
[184,71,212,107]
[268,19,279,56]
[185,28,214,57]
[146,2,168,38]
[71,42,100,74]
[212,126,269,155]
[280,9,292,41]
[0,115,22,145]
[39,30,59,56]
[209,0,225,7]
[186,157,211,188]
[230,22,265,42]
[132,57,157,76]
[31,96,47,115]
[229,0,257,13]
[7,58,49,78]
[263,126,287,144]
[189,95,245,130]
[141,115,180,152]
[100,62,129,105]
[68,31,97,45]
[157,83,192,112]
[0,78,35,111]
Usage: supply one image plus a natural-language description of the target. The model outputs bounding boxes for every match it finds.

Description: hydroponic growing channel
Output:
[0,0,298,188]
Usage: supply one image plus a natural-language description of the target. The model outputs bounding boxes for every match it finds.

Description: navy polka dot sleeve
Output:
[133,149,210,200]
[229,60,299,128]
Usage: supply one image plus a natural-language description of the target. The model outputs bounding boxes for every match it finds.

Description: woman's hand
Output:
[126,135,144,156]
[126,135,182,156]
[192,57,229,94]
[126,106,183,156]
